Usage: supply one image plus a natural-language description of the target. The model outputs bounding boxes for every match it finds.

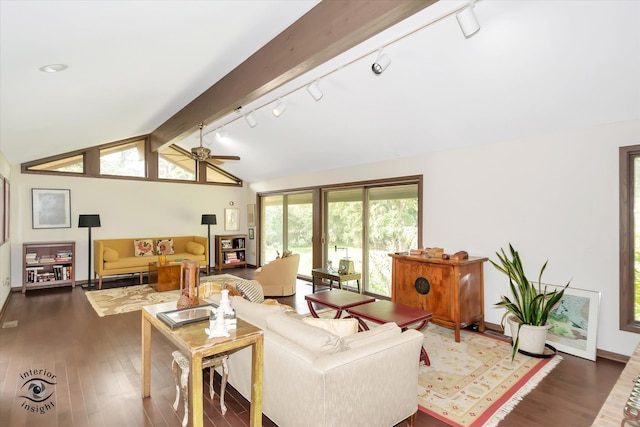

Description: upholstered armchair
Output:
[253,254,300,296]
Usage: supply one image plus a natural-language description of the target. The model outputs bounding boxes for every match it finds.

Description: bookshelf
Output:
[214,234,247,271]
[22,241,76,293]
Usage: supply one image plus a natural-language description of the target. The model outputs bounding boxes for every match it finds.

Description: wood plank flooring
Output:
[0,269,626,426]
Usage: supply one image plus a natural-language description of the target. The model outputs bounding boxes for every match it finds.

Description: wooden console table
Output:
[389,253,488,342]
[311,268,361,293]
[141,301,264,426]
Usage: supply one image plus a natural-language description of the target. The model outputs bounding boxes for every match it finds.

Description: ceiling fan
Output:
[190,123,240,165]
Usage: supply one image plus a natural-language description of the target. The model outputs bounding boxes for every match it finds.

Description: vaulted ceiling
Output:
[1,1,639,183]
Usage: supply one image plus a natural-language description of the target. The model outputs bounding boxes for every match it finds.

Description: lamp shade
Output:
[201,214,217,225]
[78,214,101,228]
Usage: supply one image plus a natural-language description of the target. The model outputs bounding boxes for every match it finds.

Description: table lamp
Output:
[78,214,101,289]
[201,214,217,274]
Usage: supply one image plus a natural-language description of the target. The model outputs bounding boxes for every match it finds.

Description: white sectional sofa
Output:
[216,296,424,427]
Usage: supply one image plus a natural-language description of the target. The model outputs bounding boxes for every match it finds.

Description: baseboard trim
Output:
[483,321,628,363]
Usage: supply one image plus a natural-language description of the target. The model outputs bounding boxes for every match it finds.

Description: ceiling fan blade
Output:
[209,155,240,160]
[209,158,224,166]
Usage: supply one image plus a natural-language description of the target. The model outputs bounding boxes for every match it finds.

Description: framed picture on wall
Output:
[247,204,256,227]
[224,208,240,231]
[3,177,9,242]
[248,228,254,240]
[32,188,71,229]
[0,174,4,244]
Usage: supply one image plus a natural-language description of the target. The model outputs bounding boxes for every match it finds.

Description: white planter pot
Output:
[507,315,551,355]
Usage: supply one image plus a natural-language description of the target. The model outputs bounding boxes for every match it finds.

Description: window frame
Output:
[21,135,242,186]
[619,144,640,333]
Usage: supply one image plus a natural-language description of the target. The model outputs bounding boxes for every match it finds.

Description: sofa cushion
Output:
[155,239,174,255]
[266,313,349,355]
[185,241,205,255]
[231,296,284,329]
[342,322,401,349]
[133,239,154,257]
[302,317,359,338]
[103,247,119,262]
[236,280,264,304]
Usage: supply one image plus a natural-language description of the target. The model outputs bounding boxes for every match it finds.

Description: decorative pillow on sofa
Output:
[236,280,264,304]
[266,313,349,355]
[302,317,359,338]
[185,241,205,255]
[155,239,175,255]
[133,239,154,257]
[342,322,400,349]
[231,296,285,329]
[103,247,119,262]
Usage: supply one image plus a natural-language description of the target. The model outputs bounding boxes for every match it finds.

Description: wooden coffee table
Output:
[305,289,375,319]
[148,262,181,292]
[347,300,432,365]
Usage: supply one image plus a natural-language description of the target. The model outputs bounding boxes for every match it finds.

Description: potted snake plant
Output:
[491,244,569,361]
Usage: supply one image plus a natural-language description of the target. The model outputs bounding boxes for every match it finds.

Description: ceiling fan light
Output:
[244,111,257,128]
[272,99,287,117]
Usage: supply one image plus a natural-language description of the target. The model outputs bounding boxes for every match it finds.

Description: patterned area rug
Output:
[419,324,562,427]
[85,274,245,317]
[85,285,180,317]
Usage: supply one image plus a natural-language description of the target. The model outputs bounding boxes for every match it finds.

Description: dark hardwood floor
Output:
[0,268,625,427]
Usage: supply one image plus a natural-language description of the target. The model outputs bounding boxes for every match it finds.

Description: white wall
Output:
[250,119,640,357]
[0,151,11,308]
[7,169,248,295]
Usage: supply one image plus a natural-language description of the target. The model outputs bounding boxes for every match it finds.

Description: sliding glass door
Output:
[260,192,313,276]
[259,177,420,296]
[323,183,418,297]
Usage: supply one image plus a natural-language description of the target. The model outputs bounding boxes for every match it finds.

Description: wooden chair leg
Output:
[220,357,228,415]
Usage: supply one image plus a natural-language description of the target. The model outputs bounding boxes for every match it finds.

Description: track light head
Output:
[456,3,480,38]
[272,99,287,117]
[244,111,257,128]
[371,53,391,75]
[306,81,323,101]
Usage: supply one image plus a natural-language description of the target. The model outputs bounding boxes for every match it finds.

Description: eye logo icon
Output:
[21,378,55,403]
[18,369,57,414]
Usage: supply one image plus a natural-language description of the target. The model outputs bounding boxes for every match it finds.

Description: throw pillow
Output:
[155,239,175,255]
[302,317,359,338]
[185,241,205,255]
[231,296,284,329]
[236,280,264,304]
[103,247,119,262]
[266,312,349,355]
[342,322,400,349]
[133,239,154,257]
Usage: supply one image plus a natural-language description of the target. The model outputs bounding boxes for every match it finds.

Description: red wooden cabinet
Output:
[390,253,487,342]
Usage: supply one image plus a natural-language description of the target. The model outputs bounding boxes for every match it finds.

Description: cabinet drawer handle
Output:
[415,277,431,295]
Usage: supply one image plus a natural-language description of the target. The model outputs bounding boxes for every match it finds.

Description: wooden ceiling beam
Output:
[149,0,437,150]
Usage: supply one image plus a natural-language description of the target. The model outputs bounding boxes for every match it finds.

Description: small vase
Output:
[158,254,167,264]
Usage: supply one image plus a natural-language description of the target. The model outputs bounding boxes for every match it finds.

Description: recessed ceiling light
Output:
[39,64,68,73]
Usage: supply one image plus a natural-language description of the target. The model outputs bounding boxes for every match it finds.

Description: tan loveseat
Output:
[206,295,424,427]
[93,236,208,289]
[253,253,300,296]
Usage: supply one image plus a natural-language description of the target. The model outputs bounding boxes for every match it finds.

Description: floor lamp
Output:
[78,214,101,289]
[201,214,217,275]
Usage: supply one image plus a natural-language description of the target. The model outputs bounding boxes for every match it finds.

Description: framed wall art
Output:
[32,188,71,229]
[248,228,254,240]
[224,208,240,231]
[3,177,9,243]
[247,204,256,227]
[0,174,4,244]
[544,284,600,361]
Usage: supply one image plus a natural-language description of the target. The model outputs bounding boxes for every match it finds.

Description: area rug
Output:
[418,324,562,427]
[85,274,246,317]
